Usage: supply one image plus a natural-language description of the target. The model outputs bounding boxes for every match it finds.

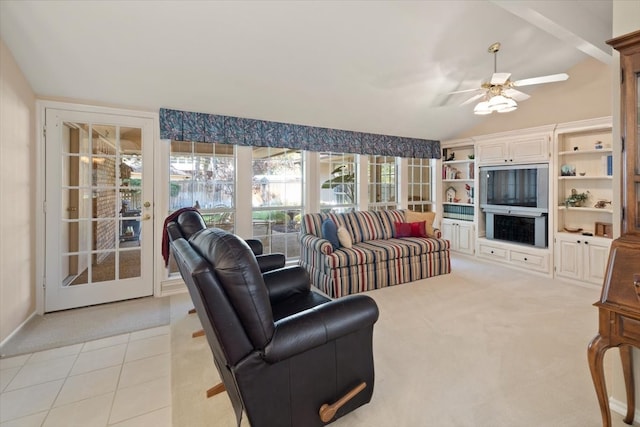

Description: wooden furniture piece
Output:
[588,29,640,427]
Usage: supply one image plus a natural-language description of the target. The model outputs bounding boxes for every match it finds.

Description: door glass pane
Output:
[60,122,143,287]
[119,249,141,279]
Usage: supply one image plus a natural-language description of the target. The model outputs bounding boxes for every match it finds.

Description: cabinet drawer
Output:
[511,250,547,271]
[618,315,640,342]
[478,244,507,259]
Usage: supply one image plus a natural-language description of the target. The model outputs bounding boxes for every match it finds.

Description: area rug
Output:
[0,296,170,358]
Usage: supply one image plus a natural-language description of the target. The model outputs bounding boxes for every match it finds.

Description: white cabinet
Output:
[476,238,551,274]
[555,233,612,285]
[441,219,474,254]
[477,134,549,165]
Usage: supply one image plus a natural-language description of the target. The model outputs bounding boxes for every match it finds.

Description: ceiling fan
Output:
[451,42,569,115]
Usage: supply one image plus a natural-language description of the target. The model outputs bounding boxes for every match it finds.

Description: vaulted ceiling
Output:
[0,1,612,141]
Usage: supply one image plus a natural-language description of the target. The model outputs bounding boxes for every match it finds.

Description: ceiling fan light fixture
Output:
[473,100,492,115]
[488,94,509,110]
[474,94,517,115]
[497,98,518,113]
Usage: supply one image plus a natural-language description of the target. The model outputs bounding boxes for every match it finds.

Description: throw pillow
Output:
[322,218,340,249]
[410,221,427,238]
[405,210,436,237]
[336,226,353,248]
[394,222,412,238]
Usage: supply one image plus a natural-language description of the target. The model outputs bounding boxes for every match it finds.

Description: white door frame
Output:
[35,100,160,314]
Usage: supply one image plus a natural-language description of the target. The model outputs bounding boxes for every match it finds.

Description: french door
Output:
[44,108,154,312]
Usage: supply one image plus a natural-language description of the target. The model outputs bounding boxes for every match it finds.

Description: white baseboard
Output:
[610,396,640,423]
[0,311,37,356]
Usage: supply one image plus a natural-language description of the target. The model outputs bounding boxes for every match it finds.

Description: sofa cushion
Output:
[337,226,353,248]
[391,236,450,256]
[395,221,428,238]
[326,244,381,269]
[394,222,412,238]
[322,219,340,249]
[376,209,405,238]
[301,212,351,238]
[405,210,436,237]
[347,210,386,243]
[359,240,413,259]
[325,237,446,268]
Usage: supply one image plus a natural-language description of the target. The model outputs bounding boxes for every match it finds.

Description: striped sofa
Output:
[299,209,451,298]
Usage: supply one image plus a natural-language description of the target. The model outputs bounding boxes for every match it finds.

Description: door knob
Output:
[144,201,151,208]
[67,207,77,212]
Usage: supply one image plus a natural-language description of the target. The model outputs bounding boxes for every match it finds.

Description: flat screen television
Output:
[480,163,549,212]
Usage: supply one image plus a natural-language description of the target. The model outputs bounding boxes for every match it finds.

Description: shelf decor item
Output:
[561,164,576,176]
[594,221,613,238]
[565,189,590,207]
[594,200,611,209]
[446,187,456,203]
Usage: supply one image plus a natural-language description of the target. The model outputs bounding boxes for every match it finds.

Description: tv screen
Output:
[485,167,538,208]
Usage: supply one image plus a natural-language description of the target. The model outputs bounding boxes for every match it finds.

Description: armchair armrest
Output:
[245,238,264,255]
[431,228,442,239]
[256,253,286,273]
[262,266,310,303]
[263,295,379,363]
[300,234,334,255]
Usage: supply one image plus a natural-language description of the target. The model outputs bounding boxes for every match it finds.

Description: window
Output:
[167,141,235,274]
[319,152,358,213]
[252,147,303,259]
[407,157,433,212]
[368,155,397,211]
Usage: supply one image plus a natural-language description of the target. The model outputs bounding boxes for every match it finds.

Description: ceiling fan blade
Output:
[490,72,511,85]
[512,73,569,87]
[503,88,530,101]
[447,87,482,95]
[460,93,485,106]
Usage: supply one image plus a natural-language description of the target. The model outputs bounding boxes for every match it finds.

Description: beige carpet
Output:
[170,256,637,427]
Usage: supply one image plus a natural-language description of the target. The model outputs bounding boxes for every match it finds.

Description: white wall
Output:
[0,38,37,343]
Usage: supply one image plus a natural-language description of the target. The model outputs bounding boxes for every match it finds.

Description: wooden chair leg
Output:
[319,382,366,423]
[192,329,205,338]
[188,308,196,314]
[207,382,225,398]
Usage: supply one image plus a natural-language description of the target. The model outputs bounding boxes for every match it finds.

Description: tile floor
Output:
[0,325,171,427]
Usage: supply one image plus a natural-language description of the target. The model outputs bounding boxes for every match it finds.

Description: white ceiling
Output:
[0,1,612,141]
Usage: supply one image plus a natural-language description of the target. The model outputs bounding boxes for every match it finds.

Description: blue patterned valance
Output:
[159,108,440,159]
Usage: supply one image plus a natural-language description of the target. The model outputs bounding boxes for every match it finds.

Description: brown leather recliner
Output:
[170,227,379,427]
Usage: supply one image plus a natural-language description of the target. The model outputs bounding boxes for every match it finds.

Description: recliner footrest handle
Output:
[319,382,367,423]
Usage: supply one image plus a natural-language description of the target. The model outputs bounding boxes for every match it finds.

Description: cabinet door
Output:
[457,222,474,254]
[584,240,611,285]
[510,136,548,164]
[556,237,581,279]
[441,221,456,250]
[477,142,508,165]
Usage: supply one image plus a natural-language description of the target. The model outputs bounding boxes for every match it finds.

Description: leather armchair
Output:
[167,209,286,273]
[170,227,379,427]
